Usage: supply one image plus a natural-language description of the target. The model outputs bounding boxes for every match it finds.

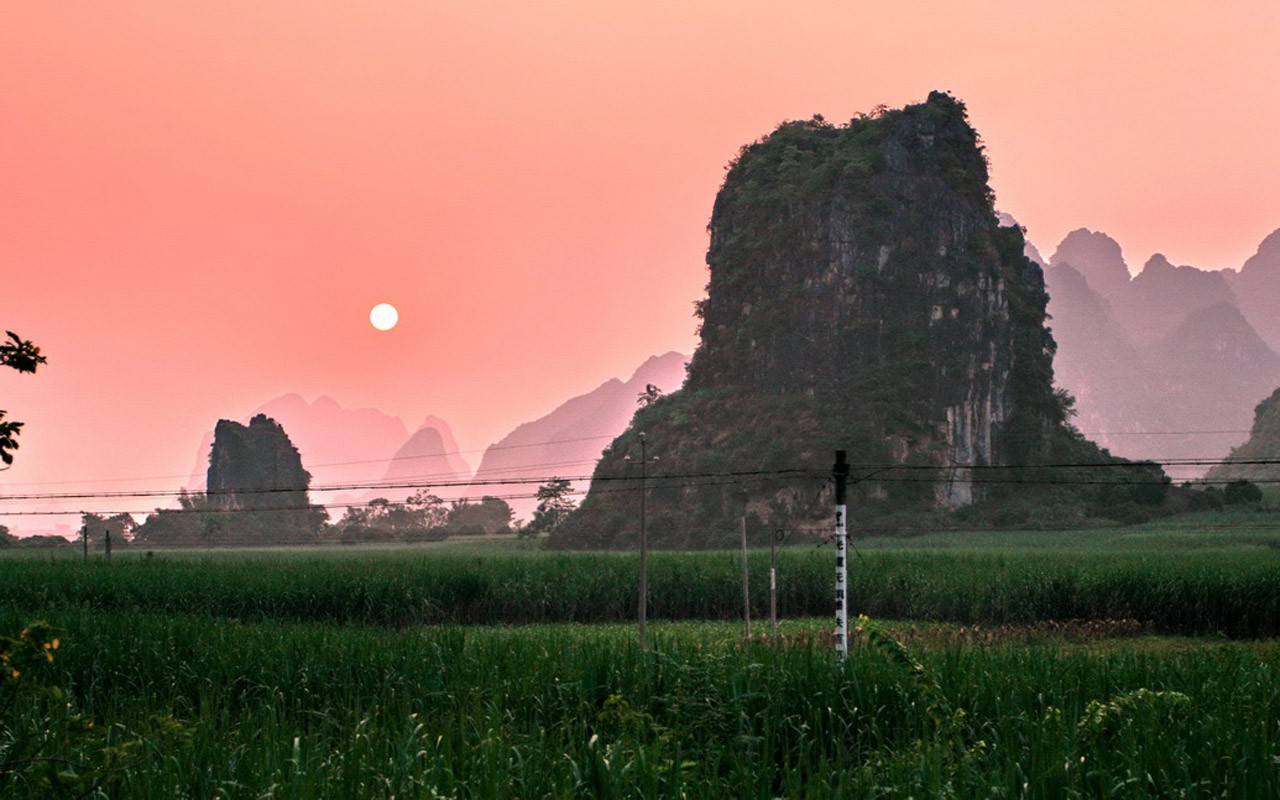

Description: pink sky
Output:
[4,2,1280,527]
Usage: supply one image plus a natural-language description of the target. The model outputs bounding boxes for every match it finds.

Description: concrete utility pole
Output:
[833,450,850,659]
[739,488,751,639]
[81,523,88,562]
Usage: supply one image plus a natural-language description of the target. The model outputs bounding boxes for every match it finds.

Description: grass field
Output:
[2,522,1280,797]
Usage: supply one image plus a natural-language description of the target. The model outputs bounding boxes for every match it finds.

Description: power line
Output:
[0,433,619,488]
[0,467,818,504]
[1079,430,1250,436]
[6,455,1280,521]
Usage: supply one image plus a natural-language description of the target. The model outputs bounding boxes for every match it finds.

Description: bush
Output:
[1224,480,1264,506]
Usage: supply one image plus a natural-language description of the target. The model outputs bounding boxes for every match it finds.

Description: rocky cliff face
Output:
[207,414,313,514]
[559,93,1093,548]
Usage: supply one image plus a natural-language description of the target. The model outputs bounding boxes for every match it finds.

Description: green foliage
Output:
[134,490,328,548]
[444,496,513,535]
[1206,386,1280,485]
[3,530,1280,794]
[335,496,444,543]
[1224,479,1264,506]
[526,478,577,537]
[566,92,1134,547]
[5,537,1280,635]
[0,332,45,374]
[0,607,1277,797]
[80,511,136,545]
[636,383,664,408]
[0,621,192,797]
[0,331,45,466]
[133,492,220,547]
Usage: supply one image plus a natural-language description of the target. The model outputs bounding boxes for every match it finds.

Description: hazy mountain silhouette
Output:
[1125,254,1238,344]
[1050,228,1132,300]
[1144,302,1280,471]
[1227,228,1280,353]
[1043,227,1280,478]
[472,352,688,519]
[1043,261,1171,456]
[370,416,472,501]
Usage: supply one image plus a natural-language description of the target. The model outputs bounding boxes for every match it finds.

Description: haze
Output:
[4,2,1280,528]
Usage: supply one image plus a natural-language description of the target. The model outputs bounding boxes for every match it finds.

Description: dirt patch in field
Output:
[742,618,1153,650]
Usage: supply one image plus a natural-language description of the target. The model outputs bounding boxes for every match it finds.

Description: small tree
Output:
[445,496,513,534]
[1224,480,1263,506]
[636,383,664,408]
[0,331,46,465]
[526,478,577,537]
[405,490,449,530]
[79,512,136,546]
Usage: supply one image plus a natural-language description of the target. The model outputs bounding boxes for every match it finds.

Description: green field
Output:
[3,523,1280,797]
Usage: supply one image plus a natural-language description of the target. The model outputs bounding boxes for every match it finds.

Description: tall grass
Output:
[3,609,1278,798]
[4,545,1280,635]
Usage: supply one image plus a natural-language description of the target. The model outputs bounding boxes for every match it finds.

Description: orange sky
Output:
[4,2,1280,528]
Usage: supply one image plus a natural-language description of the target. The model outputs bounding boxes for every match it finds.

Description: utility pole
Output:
[639,433,648,647]
[628,433,654,648]
[104,527,112,563]
[833,450,850,659]
[81,523,88,562]
[739,488,751,639]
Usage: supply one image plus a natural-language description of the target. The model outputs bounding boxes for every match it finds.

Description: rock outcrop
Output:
[558,93,1109,549]
[187,394,411,492]
[206,414,321,537]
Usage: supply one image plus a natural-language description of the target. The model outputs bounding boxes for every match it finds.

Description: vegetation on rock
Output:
[559,93,1147,549]
[1205,386,1280,486]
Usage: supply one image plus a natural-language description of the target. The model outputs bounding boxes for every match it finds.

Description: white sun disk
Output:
[369,303,399,331]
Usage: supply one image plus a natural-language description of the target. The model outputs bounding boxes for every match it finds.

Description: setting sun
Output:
[369,303,399,331]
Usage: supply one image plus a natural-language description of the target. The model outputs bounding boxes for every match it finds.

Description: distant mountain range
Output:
[186,352,688,520]
[185,223,1280,503]
[471,351,688,518]
[1030,223,1280,477]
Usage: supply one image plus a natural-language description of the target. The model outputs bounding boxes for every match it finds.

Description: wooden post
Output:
[104,527,112,563]
[638,433,648,648]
